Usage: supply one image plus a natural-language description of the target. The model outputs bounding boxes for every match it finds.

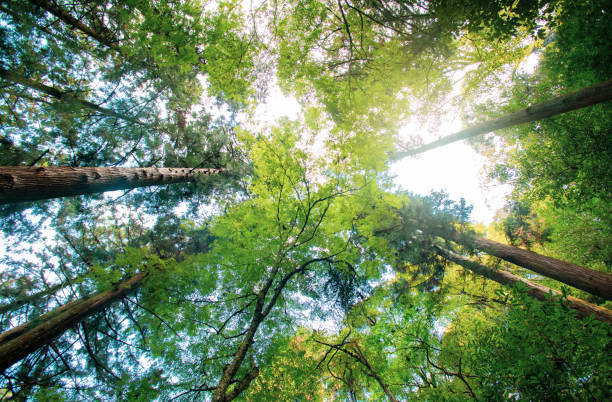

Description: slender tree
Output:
[27,0,120,49]
[0,272,145,372]
[210,256,333,402]
[434,246,612,324]
[434,228,612,300]
[0,166,223,204]
[393,80,612,158]
[0,281,69,316]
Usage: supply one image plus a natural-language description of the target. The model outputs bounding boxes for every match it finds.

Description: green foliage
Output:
[498,199,552,248]
[1,0,611,400]
[0,0,253,220]
[461,285,612,400]
[431,0,555,40]
[484,0,612,221]
[240,331,329,401]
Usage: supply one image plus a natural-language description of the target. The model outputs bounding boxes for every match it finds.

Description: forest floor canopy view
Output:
[0,0,611,400]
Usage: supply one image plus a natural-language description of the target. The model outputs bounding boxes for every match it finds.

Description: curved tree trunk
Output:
[394,80,612,157]
[436,230,612,300]
[435,246,612,324]
[0,273,145,372]
[0,166,223,204]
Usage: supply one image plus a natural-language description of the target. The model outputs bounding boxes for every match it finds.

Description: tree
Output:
[393,80,612,157]
[434,246,612,324]
[2,0,611,399]
[0,272,145,372]
[0,0,256,176]
[160,125,390,401]
[0,215,217,398]
[0,277,73,316]
[436,228,612,300]
[475,0,612,245]
[378,196,612,300]
[0,166,223,204]
[0,68,141,124]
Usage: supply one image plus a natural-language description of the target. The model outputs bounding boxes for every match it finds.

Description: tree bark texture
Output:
[437,230,612,300]
[394,80,612,157]
[0,273,145,372]
[0,167,223,204]
[0,68,140,123]
[435,246,612,325]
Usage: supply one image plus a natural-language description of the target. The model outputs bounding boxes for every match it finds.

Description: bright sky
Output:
[253,85,511,225]
[391,121,511,224]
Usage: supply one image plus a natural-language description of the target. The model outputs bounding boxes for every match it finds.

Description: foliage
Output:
[450,285,612,400]
[1,0,611,400]
[484,0,612,221]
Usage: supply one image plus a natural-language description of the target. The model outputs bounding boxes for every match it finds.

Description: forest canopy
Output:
[0,0,611,400]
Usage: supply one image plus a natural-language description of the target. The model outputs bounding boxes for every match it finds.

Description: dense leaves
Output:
[1,0,611,400]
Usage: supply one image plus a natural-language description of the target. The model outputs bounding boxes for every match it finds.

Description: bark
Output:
[394,80,612,157]
[0,68,140,123]
[0,273,145,372]
[436,229,612,300]
[211,299,264,402]
[28,0,120,50]
[224,366,260,401]
[0,166,223,204]
[435,246,612,325]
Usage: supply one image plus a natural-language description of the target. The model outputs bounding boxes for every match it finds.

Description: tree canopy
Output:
[1,0,611,400]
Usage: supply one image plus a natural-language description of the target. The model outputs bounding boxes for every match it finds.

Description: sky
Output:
[391,119,511,224]
[252,84,511,225]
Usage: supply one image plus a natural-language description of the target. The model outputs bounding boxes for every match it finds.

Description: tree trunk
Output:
[436,230,612,300]
[28,0,120,50]
[0,273,145,372]
[0,68,140,123]
[0,166,223,204]
[435,246,612,325]
[211,258,327,400]
[211,280,271,401]
[394,80,612,157]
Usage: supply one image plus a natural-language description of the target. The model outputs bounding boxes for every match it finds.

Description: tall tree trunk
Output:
[394,80,612,157]
[0,166,223,204]
[436,230,612,300]
[0,273,145,372]
[0,68,140,123]
[435,246,612,325]
[28,0,120,50]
